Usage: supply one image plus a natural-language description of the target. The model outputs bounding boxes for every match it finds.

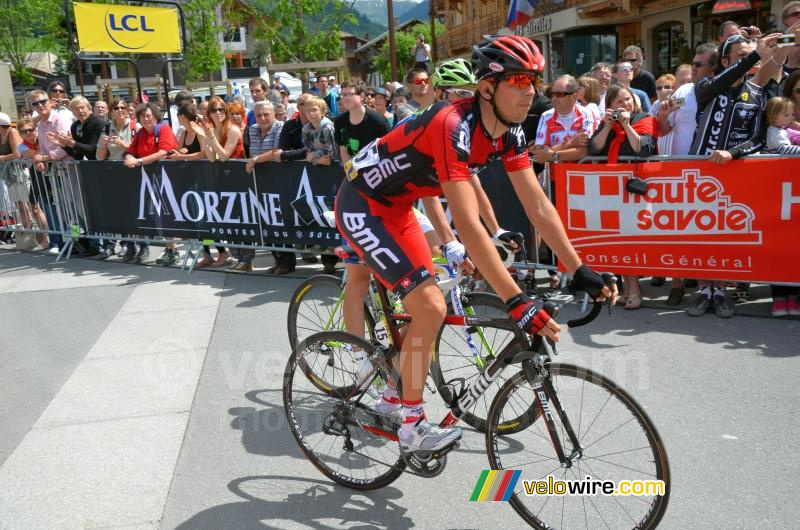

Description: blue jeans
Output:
[41,201,63,248]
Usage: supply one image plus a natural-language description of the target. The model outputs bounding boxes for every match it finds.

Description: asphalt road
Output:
[1,248,798,529]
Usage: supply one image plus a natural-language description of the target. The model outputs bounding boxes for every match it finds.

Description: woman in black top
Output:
[169,103,205,160]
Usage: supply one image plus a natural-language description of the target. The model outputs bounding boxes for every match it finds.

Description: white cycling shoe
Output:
[399,419,463,453]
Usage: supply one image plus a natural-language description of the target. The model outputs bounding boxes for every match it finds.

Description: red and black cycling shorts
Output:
[335,181,434,299]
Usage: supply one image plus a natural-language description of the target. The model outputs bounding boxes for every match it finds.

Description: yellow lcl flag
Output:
[73,2,182,54]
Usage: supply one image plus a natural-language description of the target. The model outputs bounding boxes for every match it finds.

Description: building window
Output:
[653,21,685,77]
[549,29,616,78]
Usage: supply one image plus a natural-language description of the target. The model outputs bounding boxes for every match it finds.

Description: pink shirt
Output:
[36,111,73,160]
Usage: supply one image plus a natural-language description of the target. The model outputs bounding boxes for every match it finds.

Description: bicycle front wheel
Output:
[283,331,405,490]
[287,273,376,348]
[486,364,670,529]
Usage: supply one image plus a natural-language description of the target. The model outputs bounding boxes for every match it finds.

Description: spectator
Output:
[718,21,740,43]
[783,70,800,120]
[405,68,435,110]
[315,76,338,118]
[393,103,416,124]
[577,75,602,130]
[168,103,206,161]
[247,77,269,127]
[270,75,288,94]
[123,102,178,263]
[782,1,800,31]
[93,100,109,123]
[532,75,596,165]
[169,89,195,135]
[245,101,286,273]
[328,75,340,95]
[49,96,104,162]
[275,93,310,162]
[302,96,338,166]
[371,87,395,126]
[622,45,656,101]
[274,103,288,122]
[97,98,138,161]
[391,87,412,122]
[765,96,800,153]
[364,87,375,109]
[96,98,140,259]
[280,89,296,117]
[18,108,32,121]
[195,96,243,268]
[589,62,613,112]
[30,90,71,254]
[335,80,390,161]
[0,113,31,247]
[590,85,658,310]
[43,81,73,123]
[650,73,677,156]
[675,64,692,87]
[228,101,249,157]
[412,34,432,72]
[15,117,51,250]
[613,61,651,112]
[303,96,338,274]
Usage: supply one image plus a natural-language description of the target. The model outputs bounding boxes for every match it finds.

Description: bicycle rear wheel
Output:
[430,292,518,432]
[283,331,405,490]
[287,274,376,350]
[486,364,670,529]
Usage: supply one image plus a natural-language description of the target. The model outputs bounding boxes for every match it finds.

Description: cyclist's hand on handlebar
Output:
[505,293,561,342]
[442,240,467,267]
[573,265,618,305]
[492,229,523,252]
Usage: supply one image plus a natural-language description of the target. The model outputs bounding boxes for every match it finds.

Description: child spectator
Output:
[302,96,338,166]
[765,96,800,153]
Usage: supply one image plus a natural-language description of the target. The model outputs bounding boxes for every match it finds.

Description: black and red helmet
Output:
[471,34,546,80]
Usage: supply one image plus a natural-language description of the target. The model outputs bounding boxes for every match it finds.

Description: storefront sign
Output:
[552,160,800,282]
[515,7,587,37]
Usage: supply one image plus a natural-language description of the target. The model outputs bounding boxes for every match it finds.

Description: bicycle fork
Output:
[521,359,584,467]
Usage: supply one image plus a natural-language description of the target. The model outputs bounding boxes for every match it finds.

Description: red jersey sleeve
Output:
[432,108,472,184]
[500,124,531,173]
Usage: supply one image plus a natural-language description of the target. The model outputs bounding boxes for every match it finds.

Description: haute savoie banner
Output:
[552,159,800,283]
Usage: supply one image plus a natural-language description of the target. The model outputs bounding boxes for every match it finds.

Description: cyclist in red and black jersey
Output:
[335,35,616,454]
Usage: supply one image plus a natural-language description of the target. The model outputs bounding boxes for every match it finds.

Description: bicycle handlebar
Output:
[564,274,617,329]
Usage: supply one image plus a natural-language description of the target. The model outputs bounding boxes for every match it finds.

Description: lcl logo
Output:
[104,11,155,50]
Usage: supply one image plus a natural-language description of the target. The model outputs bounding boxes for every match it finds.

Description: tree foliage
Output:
[0,0,61,86]
[245,0,357,64]
[182,0,225,82]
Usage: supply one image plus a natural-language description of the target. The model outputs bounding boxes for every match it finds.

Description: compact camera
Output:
[611,110,622,121]
[777,34,796,48]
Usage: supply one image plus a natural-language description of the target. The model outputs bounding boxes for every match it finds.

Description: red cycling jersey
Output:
[344,98,531,205]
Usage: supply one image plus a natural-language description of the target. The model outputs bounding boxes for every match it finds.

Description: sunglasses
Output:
[617,66,633,73]
[411,77,430,85]
[722,34,748,57]
[32,99,49,107]
[502,73,539,89]
[656,85,673,90]
[691,61,709,68]
[551,90,575,98]
[113,106,127,110]
[50,88,65,94]
[787,11,800,18]
[445,88,474,98]
[20,128,34,133]
[210,107,226,113]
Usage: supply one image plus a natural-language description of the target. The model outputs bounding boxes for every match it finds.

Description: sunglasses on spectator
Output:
[210,107,226,113]
[113,105,127,110]
[623,57,640,63]
[786,10,800,19]
[691,61,709,68]
[411,77,429,85]
[617,65,633,73]
[32,99,49,107]
[445,88,474,98]
[656,85,673,90]
[501,73,539,89]
[50,88,65,94]
[550,90,575,98]
[20,128,34,133]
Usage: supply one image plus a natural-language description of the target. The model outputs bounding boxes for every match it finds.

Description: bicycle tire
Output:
[486,364,670,529]
[283,331,405,490]
[287,274,377,395]
[430,292,519,432]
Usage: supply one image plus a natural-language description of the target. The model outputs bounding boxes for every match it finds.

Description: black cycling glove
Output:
[572,265,614,298]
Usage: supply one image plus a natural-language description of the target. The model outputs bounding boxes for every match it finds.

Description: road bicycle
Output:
[286,244,518,431]
[282,276,671,528]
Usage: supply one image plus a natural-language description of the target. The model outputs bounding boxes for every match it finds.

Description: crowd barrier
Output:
[1,156,797,285]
